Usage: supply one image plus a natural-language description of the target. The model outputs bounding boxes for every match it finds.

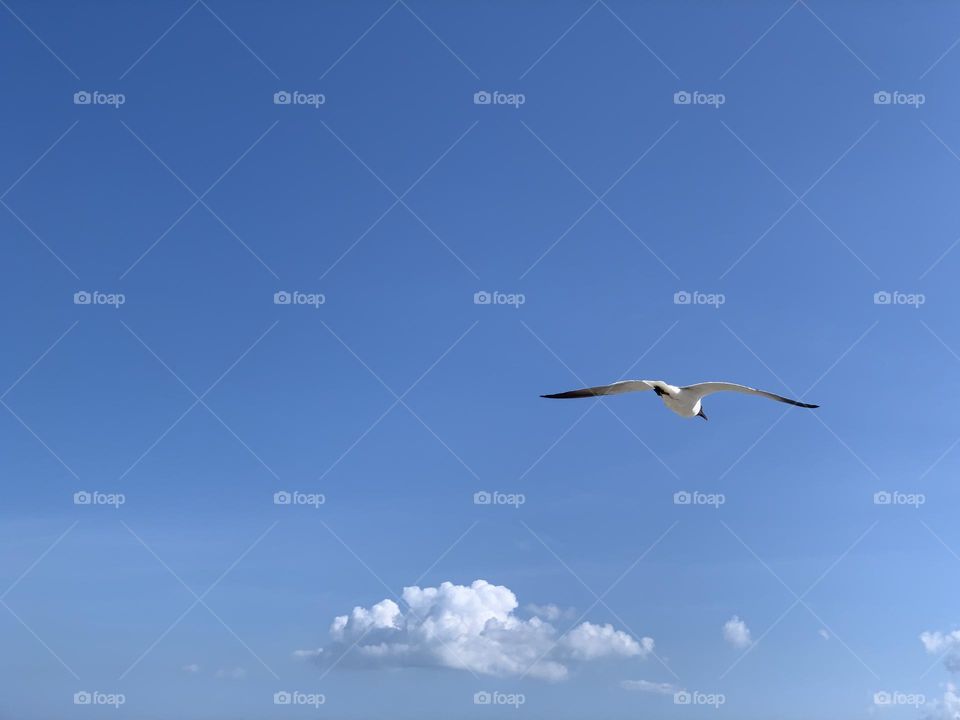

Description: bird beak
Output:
[697,408,708,421]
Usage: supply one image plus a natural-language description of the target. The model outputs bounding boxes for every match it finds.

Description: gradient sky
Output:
[3,2,960,718]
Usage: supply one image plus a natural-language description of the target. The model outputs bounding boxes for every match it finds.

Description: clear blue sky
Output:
[3,2,960,718]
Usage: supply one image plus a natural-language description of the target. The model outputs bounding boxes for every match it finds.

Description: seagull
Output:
[541,380,818,420]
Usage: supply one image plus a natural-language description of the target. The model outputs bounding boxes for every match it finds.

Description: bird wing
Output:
[541,380,655,399]
[681,382,818,408]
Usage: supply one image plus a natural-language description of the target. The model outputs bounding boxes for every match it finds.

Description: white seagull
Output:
[541,380,818,420]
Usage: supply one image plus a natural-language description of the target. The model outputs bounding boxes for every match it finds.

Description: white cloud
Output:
[921,629,960,676]
[293,648,323,660]
[922,631,960,655]
[818,629,830,640]
[723,615,752,649]
[311,579,653,681]
[922,683,960,719]
[620,679,679,695]
[181,663,200,673]
[526,603,575,622]
[214,667,246,679]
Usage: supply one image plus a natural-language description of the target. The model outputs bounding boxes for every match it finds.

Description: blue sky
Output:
[3,1,960,718]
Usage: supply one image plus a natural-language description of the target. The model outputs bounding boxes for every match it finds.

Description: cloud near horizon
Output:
[620,679,679,695]
[300,579,653,681]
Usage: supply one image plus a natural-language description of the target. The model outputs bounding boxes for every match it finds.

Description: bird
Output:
[541,380,818,420]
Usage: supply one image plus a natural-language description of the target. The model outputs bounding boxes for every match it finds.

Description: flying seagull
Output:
[541,380,818,420]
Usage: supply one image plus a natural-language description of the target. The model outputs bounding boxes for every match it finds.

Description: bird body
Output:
[541,379,817,420]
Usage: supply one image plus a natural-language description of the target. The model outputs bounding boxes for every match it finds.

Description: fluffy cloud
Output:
[723,615,752,649]
[922,683,960,720]
[921,630,960,677]
[620,679,679,695]
[922,631,960,656]
[526,603,575,622]
[307,579,653,681]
